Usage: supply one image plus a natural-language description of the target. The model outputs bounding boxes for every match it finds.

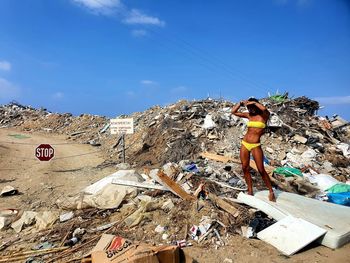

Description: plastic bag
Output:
[273,167,303,177]
[326,183,350,194]
[327,192,350,207]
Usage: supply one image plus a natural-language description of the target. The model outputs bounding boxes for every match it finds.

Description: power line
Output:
[0,149,102,161]
[88,0,272,95]
[0,141,85,146]
[147,27,270,94]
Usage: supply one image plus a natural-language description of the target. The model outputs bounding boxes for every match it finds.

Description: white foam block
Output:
[257,215,327,256]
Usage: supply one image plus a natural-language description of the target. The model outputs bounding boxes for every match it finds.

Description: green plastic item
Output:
[326,183,350,194]
[273,167,303,177]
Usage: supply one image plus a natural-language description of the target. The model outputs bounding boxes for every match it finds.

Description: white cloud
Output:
[140,80,157,85]
[0,60,11,71]
[0,78,20,100]
[71,1,165,27]
[52,92,64,100]
[315,96,350,105]
[131,29,148,37]
[123,9,165,27]
[72,0,122,14]
[171,86,187,94]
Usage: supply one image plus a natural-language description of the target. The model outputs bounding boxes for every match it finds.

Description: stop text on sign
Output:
[35,144,55,161]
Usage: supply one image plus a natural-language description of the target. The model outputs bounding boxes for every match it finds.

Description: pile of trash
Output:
[1,94,350,262]
[1,96,349,171]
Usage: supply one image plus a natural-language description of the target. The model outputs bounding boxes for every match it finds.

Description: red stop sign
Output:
[35,144,55,161]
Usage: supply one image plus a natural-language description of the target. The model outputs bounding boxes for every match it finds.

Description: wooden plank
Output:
[111,179,169,191]
[155,171,195,201]
[200,152,240,164]
[208,193,240,217]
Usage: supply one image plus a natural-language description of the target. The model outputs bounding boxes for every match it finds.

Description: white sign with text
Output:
[110,118,134,134]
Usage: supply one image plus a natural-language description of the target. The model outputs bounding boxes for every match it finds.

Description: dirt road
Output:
[0,128,115,210]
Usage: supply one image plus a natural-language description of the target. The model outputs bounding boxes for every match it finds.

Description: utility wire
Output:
[0,141,85,146]
[87,0,272,96]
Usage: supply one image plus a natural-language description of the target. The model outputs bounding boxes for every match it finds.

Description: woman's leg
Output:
[240,145,253,195]
[251,146,276,202]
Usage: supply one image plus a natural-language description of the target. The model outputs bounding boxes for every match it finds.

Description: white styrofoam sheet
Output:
[257,215,327,255]
[237,190,350,249]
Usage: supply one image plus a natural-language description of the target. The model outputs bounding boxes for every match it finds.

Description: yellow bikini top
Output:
[247,121,266,129]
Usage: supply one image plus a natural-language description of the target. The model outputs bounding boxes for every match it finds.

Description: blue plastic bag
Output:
[327,192,350,207]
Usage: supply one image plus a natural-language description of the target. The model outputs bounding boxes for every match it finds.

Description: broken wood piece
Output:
[198,228,214,243]
[200,152,240,164]
[152,171,196,201]
[111,179,169,191]
[208,193,240,217]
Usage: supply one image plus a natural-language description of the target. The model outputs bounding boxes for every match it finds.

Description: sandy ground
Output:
[0,128,115,211]
[0,128,350,263]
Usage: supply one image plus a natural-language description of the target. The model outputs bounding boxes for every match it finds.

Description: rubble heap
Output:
[1,95,350,262]
[1,96,349,175]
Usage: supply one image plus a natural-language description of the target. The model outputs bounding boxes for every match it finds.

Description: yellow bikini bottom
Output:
[241,140,261,151]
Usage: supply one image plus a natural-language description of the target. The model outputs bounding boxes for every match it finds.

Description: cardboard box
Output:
[89,234,182,263]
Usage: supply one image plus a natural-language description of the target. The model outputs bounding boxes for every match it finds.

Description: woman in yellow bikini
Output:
[232,98,276,202]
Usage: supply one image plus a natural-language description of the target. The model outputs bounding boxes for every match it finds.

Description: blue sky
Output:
[0,0,349,119]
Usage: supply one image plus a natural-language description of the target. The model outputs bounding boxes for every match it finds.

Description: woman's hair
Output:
[247,97,262,115]
[248,97,259,103]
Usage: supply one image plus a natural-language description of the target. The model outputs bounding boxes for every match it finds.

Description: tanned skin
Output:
[232,99,276,202]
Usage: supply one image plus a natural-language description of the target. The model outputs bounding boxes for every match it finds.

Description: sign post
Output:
[110,118,134,163]
[121,134,126,163]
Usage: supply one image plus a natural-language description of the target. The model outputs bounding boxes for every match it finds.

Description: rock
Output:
[293,134,308,144]
[277,151,286,160]
[0,185,18,197]
[11,211,38,233]
[266,147,274,154]
[116,163,131,170]
[301,149,317,159]
[88,139,101,146]
[162,199,175,212]
[59,211,74,222]
[155,225,166,233]
[162,163,179,179]
[321,161,335,173]
[0,209,19,231]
